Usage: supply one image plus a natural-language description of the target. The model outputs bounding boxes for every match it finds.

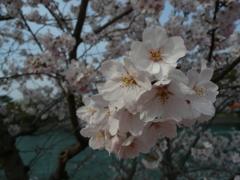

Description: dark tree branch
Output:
[125,158,137,180]
[20,13,43,51]
[51,2,89,179]
[165,138,174,180]
[213,0,220,20]
[163,160,195,180]
[207,28,217,62]
[219,84,240,89]
[66,0,89,143]
[69,0,89,60]
[188,166,240,174]
[51,142,87,180]
[93,7,133,34]
[45,5,65,32]
[212,55,240,83]
[65,92,89,146]
[15,124,39,137]
[207,0,219,62]
[0,15,14,21]
[52,1,72,33]
[32,95,66,124]
[0,72,63,80]
[0,116,29,180]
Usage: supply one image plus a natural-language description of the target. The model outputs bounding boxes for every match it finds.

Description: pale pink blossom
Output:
[129,26,186,81]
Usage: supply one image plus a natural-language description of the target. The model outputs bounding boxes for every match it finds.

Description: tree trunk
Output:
[0,116,29,180]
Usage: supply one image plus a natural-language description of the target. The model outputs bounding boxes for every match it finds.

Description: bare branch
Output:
[0,117,29,180]
[0,72,64,80]
[32,95,66,124]
[188,166,240,174]
[51,142,88,180]
[207,0,220,62]
[163,160,195,180]
[0,15,14,21]
[20,13,43,52]
[165,138,174,180]
[69,0,89,60]
[45,5,65,32]
[212,55,240,83]
[125,158,137,180]
[15,124,39,137]
[219,84,240,89]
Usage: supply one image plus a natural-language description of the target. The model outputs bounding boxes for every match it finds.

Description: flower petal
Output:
[100,60,127,80]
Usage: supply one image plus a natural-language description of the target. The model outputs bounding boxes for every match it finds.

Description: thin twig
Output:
[45,5,65,32]
[32,95,65,124]
[0,72,64,80]
[20,13,43,51]
[163,160,195,180]
[93,7,133,34]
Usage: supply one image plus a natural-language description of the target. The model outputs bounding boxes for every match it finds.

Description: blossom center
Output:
[195,86,207,98]
[130,142,135,148]
[150,122,163,132]
[149,48,164,62]
[157,88,169,105]
[95,131,104,142]
[87,108,96,115]
[104,107,110,116]
[118,74,138,88]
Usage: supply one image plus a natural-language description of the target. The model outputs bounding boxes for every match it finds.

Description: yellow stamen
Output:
[149,48,164,62]
[87,108,96,115]
[195,86,207,98]
[95,131,104,142]
[157,88,169,105]
[117,73,139,88]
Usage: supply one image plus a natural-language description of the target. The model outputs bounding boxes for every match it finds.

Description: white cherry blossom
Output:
[137,80,195,122]
[99,57,151,112]
[129,26,186,81]
[186,60,219,121]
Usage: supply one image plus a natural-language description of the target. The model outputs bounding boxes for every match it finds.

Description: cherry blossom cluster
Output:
[26,10,48,24]
[131,0,166,18]
[64,60,96,94]
[77,26,219,159]
[2,0,23,17]
[40,32,76,55]
[24,52,64,74]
